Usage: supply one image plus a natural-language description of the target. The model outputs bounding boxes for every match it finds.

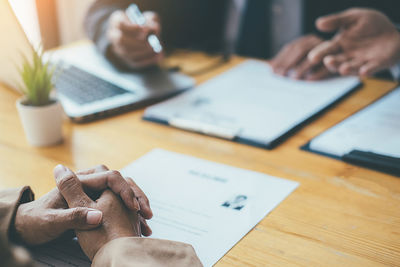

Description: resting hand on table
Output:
[308,8,400,77]
[107,9,164,69]
[270,34,333,81]
[13,164,152,246]
[54,165,141,260]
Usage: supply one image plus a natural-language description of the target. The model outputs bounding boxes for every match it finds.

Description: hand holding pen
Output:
[107,5,164,69]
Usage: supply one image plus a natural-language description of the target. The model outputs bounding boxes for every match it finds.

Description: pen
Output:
[126,4,163,54]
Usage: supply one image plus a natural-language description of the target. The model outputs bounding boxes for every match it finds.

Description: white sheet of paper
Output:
[30,149,298,267]
[309,88,400,158]
[120,149,299,266]
[144,60,360,145]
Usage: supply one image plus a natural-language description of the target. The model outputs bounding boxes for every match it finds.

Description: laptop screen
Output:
[0,0,34,92]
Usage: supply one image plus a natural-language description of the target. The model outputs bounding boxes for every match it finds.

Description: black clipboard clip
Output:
[342,150,400,177]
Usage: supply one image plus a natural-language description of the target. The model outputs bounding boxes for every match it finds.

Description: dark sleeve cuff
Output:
[0,187,34,244]
[95,19,113,58]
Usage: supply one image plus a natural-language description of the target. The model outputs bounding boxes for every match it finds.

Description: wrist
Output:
[77,230,138,261]
[93,235,140,262]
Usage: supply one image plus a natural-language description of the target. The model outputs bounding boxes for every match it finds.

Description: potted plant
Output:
[16,48,63,146]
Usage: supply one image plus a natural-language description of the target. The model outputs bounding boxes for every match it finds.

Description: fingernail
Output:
[54,164,67,177]
[148,209,153,219]
[55,164,66,171]
[87,210,103,225]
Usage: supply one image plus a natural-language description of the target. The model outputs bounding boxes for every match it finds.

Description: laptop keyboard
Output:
[55,66,130,105]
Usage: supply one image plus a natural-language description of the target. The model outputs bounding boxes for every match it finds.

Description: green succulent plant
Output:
[18,48,55,106]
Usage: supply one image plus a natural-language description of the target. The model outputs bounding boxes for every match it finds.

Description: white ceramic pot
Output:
[16,98,63,147]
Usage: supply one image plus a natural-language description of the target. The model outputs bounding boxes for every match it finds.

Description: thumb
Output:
[52,207,103,231]
[316,11,355,32]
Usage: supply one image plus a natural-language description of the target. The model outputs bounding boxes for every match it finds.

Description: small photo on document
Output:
[222,195,248,211]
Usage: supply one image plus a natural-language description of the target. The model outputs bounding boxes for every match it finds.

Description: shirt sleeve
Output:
[84,0,131,57]
[92,237,203,267]
[390,63,400,81]
[0,187,35,267]
[0,187,34,242]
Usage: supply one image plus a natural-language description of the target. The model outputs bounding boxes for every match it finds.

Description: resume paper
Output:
[31,149,299,266]
[121,149,299,266]
[144,60,360,148]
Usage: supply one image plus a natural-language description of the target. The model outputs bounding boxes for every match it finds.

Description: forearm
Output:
[92,237,203,267]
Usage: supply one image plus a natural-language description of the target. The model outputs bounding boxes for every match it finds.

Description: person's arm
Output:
[85,0,163,69]
[270,34,332,81]
[1,165,152,247]
[92,237,202,267]
[0,187,34,242]
[0,187,35,267]
[391,24,400,80]
[308,8,400,77]
[54,165,203,267]
[85,0,131,57]
[390,63,400,80]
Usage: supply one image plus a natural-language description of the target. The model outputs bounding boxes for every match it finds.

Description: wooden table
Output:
[0,49,399,267]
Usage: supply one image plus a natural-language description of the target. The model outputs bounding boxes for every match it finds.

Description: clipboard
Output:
[302,143,400,177]
[143,60,361,149]
[302,87,400,177]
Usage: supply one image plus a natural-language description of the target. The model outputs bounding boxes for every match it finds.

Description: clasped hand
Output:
[13,164,153,260]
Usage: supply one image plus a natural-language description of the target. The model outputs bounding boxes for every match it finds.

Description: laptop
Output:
[0,0,34,93]
[49,44,194,122]
[0,0,194,122]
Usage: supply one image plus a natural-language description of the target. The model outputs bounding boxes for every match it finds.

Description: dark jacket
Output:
[85,0,400,60]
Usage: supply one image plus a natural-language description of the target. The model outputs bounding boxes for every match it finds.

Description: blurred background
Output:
[9,0,94,49]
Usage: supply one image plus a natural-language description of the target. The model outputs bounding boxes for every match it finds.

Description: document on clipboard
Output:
[143,60,360,149]
[304,87,400,177]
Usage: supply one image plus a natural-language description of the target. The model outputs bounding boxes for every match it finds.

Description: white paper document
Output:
[309,88,400,158]
[31,149,298,266]
[120,149,299,266]
[144,60,360,148]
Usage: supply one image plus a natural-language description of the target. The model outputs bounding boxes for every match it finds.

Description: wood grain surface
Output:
[0,48,399,267]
